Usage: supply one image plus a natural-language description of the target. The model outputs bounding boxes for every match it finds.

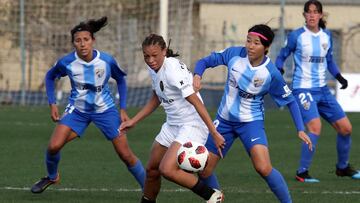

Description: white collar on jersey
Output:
[303,25,322,36]
[74,49,100,65]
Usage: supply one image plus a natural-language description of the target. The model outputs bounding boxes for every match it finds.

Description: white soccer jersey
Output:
[148,57,204,125]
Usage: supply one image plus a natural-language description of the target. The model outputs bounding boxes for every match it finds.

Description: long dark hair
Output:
[141,34,180,57]
[70,16,108,42]
[304,0,326,29]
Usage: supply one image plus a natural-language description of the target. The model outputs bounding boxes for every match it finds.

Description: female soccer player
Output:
[120,34,225,203]
[275,0,360,182]
[193,24,312,203]
[30,16,145,193]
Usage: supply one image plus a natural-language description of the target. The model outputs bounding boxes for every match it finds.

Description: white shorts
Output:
[155,121,209,148]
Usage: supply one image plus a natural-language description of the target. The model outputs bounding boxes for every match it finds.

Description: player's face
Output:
[303,4,323,31]
[142,44,166,72]
[73,31,94,62]
[245,34,266,66]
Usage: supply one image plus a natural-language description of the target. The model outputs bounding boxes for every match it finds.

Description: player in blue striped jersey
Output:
[30,16,145,193]
[194,24,312,203]
[275,0,360,183]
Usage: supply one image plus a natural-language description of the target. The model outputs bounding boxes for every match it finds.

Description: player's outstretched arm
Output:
[120,92,160,132]
[185,93,225,158]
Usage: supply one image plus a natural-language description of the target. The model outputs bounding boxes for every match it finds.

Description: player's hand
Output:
[120,109,130,122]
[50,104,60,122]
[193,74,202,92]
[298,131,313,151]
[212,131,225,158]
[119,119,135,134]
[335,74,348,89]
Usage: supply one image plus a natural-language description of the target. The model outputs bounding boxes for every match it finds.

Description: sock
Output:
[191,179,215,200]
[46,151,60,180]
[263,168,292,203]
[140,196,156,203]
[200,173,220,190]
[336,134,351,169]
[297,132,319,173]
[127,160,145,190]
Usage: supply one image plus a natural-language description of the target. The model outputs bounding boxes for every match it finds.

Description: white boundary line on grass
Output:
[1,186,360,194]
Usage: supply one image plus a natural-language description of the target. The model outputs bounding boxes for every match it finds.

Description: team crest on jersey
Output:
[253,78,264,87]
[95,68,104,78]
[160,81,164,91]
[322,43,328,50]
[302,101,311,110]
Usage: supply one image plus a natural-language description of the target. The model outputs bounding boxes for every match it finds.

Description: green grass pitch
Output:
[0,106,359,202]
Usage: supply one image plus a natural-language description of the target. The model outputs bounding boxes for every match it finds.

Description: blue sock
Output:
[263,168,292,203]
[297,132,319,173]
[336,134,351,169]
[200,173,220,190]
[46,151,60,180]
[127,160,145,190]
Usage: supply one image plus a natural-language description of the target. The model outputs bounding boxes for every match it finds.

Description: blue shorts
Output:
[293,86,345,124]
[59,105,121,140]
[205,115,268,157]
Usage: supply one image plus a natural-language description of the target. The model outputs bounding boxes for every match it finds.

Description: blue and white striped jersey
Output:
[45,50,127,113]
[195,46,294,122]
[276,26,340,89]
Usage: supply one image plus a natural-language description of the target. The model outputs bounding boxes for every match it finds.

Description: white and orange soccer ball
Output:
[177,141,209,172]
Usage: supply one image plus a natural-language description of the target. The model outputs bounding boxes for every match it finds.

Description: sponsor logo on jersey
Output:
[159,97,174,104]
[308,56,324,63]
[282,85,292,98]
[253,78,264,87]
[95,68,104,78]
[160,81,164,91]
[238,88,255,99]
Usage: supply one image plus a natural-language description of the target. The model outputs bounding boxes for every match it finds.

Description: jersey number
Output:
[298,92,313,104]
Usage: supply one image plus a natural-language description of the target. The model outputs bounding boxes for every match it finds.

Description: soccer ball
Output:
[177,141,209,172]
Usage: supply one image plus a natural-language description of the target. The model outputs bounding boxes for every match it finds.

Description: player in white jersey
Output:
[120,34,225,203]
[275,0,360,183]
[194,24,312,203]
[30,17,145,193]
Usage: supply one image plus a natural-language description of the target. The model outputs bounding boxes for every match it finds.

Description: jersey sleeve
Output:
[194,46,245,76]
[268,68,294,107]
[167,60,195,98]
[275,31,297,70]
[110,56,127,109]
[45,60,67,104]
[324,30,340,77]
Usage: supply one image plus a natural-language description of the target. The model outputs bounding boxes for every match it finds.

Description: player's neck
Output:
[306,25,320,33]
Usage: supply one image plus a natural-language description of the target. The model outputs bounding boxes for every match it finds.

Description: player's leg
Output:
[93,107,145,189]
[112,134,145,189]
[319,89,360,179]
[250,145,291,203]
[293,89,321,182]
[31,106,88,194]
[141,141,167,203]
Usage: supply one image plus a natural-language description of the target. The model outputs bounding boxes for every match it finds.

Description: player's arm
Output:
[119,91,160,132]
[275,31,297,74]
[268,69,312,150]
[193,47,243,91]
[110,57,129,121]
[185,93,225,158]
[45,61,66,122]
[325,31,348,89]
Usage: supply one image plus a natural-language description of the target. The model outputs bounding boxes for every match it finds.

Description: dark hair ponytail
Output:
[142,34,180,57]
[71,16,108,42]
[304,0,326,29]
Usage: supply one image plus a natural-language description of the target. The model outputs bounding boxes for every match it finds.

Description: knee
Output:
[146,166,161,181]
[47,142,62,154]
[339,125,352,135]
[159,164,174,180]
[254,164,272,177]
